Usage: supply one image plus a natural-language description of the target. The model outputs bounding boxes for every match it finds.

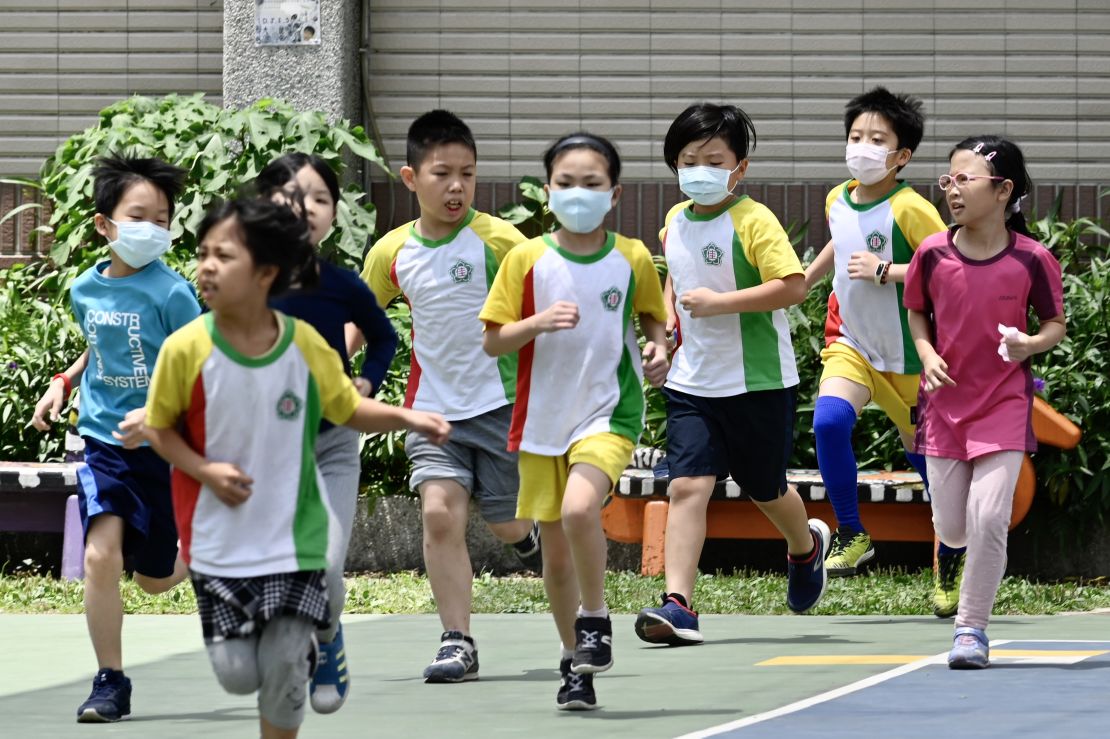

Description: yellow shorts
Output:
[819,342,920,436]
[516,433,635,522]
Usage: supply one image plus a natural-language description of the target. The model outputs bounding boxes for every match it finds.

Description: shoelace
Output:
[579,631,599,649]
[88,675,121,702]
[938,557,961,589]
[434,644,470,663]
[565,673,586,692]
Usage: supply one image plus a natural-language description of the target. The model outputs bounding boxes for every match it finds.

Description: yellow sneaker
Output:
[823,528,875,577]
[933,551,965,618]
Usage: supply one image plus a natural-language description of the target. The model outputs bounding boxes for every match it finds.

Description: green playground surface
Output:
[3,611,1109,738]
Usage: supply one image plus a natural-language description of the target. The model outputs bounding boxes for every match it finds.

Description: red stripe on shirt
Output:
[508,267,536,452]
[172,374,207,566]
[824,291,846,347]
[391,258,421,409]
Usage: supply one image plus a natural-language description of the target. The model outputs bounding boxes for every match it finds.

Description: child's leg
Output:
[472,405,536,549]
[539,520,579,650]
[83,514,126,670]
[925,456,972,549]
[134,555,189,594]
[752,487,817,555]
[814,378,869,533]
[957,451,1024,630]
[314,425,362,643]
[560,463,612,612]
[256,616,316,738]
[419,479,474,634]
[663,476,716,602]
[205,634,261,696]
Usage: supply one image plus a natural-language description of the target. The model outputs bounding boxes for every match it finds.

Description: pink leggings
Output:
[927,451,1025,630]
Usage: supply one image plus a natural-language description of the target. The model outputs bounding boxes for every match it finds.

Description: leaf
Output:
[331,127,390,174]
[0,202,44,227]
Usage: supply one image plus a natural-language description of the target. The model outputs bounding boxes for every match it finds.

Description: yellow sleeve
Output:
[360,224,410,309]
[658,200,690,246]
[893,190,948,251]
[145,317,210,429]
[617,237,668,322]
[479,238,544,327]
[734,201,804,283]
[825,181,850,219]
[470,211,527,265]
[292,319,363,426]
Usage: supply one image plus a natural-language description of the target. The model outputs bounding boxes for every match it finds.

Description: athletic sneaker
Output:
[786,518,831,614]
[948,627,990,669]
[512,521,543,571]
[423,630,479,683]
[571,616,613,674]
[556,658,597,710]
[310,623,350,713]
[933,550,965,618]
[824,528,876,577]
[634,593,703,646]
[76,668,131,723]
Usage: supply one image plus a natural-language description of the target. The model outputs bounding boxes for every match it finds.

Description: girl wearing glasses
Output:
[903,136,1066,669]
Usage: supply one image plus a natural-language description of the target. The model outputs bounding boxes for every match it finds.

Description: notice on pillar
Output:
[255,0,321,46]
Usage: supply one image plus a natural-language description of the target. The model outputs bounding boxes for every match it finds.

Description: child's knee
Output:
[209,647,260,695]
[813,396,857,440]
[932,517,967,549]
[559,502,597,534]
[83,543,123,579]
[422,503,464,541]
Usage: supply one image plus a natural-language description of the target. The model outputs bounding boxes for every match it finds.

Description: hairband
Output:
[553,135,607,152]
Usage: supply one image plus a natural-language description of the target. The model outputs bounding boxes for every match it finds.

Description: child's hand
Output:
[200,462,253,507]
[112,408,148,449]
[353,377,373,397]
[642,341,670,388]
[1001,331,1034,363]
[30,378,68,431]
[664,313,677,351]
[407,411,451,445]
[678,287,721,317]
[534,301,579,333]
[921,353,957,392]
[847,251,881,281]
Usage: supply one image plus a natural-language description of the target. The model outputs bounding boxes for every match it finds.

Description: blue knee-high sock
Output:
[905,449,966,556]
[814,396,862,533]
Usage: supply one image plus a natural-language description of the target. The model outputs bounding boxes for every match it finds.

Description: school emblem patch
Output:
[702,242,724,266]
[449,259,474,284]
[865,230,887,254]
[276,390,302,421]
[600,286,623,312]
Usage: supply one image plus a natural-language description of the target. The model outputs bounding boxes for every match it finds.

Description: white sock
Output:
[577,605,609,619]
[560,645,574,660]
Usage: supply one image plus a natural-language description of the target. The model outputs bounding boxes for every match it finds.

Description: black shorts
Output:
[663,386,797,502]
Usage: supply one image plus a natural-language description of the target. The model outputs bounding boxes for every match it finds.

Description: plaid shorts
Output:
[191,570,329,641]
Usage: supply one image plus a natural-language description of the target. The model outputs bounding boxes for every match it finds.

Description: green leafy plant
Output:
[496,175,556,237]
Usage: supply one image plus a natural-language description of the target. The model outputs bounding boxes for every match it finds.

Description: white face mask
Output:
[678,164,740,207]
[547,187,614,234]
[107,219,173,268]
[845,143,896,186]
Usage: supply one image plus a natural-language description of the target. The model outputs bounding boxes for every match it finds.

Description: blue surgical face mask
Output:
[547,187,614,234]
[677,164,740,207]
[108,219,172,268]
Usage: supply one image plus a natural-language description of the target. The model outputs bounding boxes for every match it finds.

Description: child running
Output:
[634,103,830,647]
[481,132,669,710]
[30,155,199,723]
[904,136,1065,669]
[143,194,449,738]
[257,152,398,713]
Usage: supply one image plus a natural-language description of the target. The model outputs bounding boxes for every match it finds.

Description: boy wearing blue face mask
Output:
[801,88,958,614]
[30,155,200,723]
[633,103,830,648]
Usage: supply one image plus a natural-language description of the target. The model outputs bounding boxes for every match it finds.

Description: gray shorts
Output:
[405,404,519,523]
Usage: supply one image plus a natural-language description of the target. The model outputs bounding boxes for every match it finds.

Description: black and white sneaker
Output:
[556,658,597,710]
[512,521,543,571]
[422,630,479,683]
[571,616,613,674]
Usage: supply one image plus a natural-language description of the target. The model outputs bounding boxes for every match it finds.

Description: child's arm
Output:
[678,274,806,318]
[639,314,670,388]
[1001,314,1066,363]
[804,240,835,290]
[663,274,677,347]
[847,250,910,284]
[30,349,89,431]
[342,397,451,445]
[482,301,580,356]
[144,425,254,507]
[908,309,956,392]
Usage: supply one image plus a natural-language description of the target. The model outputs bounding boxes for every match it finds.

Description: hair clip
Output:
[972,143,985,153]
[984,151,998,162]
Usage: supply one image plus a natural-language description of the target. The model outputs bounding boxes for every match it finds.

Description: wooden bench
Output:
[603,396,1081,576]
[0,462,83,579]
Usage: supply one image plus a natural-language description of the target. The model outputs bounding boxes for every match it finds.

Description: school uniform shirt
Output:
[70,259,200,444]
[479,232,668,456]
[361,209,525,421]
[825,180,947,374]
[903,229,1064,461]
[661,196,802,397]
[145,312,363,578]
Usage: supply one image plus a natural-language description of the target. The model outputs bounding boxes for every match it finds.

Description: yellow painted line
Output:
[992,649,1107,657]
[757,655,925,666]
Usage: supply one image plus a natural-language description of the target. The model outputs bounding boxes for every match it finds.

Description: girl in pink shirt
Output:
[904,136,1065,670]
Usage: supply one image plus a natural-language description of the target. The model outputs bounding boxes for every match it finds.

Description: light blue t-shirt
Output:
[70,259,200,445]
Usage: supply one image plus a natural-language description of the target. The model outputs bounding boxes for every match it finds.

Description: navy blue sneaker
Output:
[310,623,350,713]
[423,631,479,683]
[556,658,597,710]
[76,668,131,723]
[786,518,831,614]
[634,593,704,646]
[571,616,613,674]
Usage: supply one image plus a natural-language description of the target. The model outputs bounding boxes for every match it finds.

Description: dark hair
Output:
[255,152,340,205]
[843,86,926,155]
[304,25,315,34]
[406,109,477,168]
[197,192,318,297]
[663,103,757,173]
[949,135,1034,238]
[93,154,186,220]
[542,132,622,185]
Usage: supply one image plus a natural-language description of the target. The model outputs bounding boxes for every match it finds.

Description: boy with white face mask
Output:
[30,155,200,722]
[634,103,830,648]
[802,88,960,614]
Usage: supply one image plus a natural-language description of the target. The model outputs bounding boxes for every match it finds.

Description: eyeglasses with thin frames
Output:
[938,172,1007,191]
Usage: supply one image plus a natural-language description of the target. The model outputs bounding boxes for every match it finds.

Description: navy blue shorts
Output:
[663,386,797,502]
[77,437,178,578]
